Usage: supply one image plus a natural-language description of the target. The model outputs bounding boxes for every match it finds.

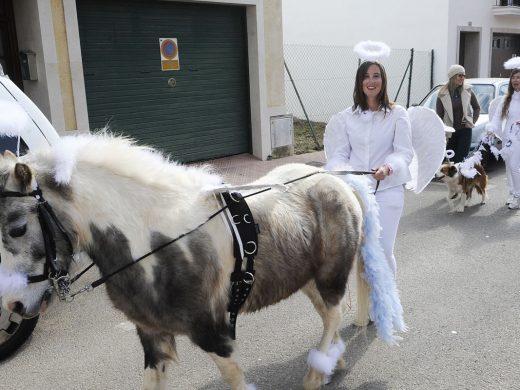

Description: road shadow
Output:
[402,162,520,251]
[198,323,383,390]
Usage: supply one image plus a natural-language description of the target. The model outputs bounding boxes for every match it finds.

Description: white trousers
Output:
[375,185,405,276]
[503,148,520,197]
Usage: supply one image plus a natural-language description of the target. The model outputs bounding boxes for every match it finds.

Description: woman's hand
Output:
[372,164,392,181]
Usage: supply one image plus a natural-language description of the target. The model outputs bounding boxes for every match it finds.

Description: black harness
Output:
[220,192,259,340]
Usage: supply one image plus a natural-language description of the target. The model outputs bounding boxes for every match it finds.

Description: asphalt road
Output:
[2,160,519,390]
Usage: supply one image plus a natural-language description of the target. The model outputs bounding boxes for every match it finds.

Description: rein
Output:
[0,169,376,302]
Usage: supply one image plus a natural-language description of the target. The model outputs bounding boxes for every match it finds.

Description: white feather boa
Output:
[458,151,483,179]
[307,340,346,377]
[342,174,407,345]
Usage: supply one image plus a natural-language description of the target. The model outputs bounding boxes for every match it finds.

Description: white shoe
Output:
[506,194,515,205]
[508,196,519,210]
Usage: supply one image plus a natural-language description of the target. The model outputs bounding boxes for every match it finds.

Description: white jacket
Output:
[487,91,520,142]
[324,104,413,191]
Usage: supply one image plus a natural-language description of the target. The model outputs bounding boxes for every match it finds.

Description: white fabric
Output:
[487,91,520,196]
[323,105,413,191]
[375,185,405,276]
[406,106,447,193]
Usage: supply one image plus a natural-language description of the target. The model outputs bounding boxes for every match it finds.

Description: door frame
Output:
[0,0,22,88]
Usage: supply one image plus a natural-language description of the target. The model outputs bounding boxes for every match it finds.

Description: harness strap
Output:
[221,191,259,340]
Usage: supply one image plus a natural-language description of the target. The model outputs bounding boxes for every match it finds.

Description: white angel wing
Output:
[488,96,503,123]
[406,106,446,193]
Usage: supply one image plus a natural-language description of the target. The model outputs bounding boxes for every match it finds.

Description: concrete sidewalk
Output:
[201,151,326,184]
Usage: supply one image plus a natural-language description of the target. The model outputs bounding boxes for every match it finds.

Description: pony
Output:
[0,134,404,389]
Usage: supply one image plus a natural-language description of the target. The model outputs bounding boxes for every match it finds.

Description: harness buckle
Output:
[50,272,73,302]
[243,271,255,285]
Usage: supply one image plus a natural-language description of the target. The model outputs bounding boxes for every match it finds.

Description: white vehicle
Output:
[0,68,60,361]
[418,78,509,165]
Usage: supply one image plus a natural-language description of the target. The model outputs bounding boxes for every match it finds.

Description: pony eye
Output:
[9,225,27,238]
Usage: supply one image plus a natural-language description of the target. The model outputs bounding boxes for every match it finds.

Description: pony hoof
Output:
[303,370,325,390]
[353,319,369,327]
[336,357,347,370]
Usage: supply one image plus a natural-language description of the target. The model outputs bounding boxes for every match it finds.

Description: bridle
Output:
[0,187,76,301]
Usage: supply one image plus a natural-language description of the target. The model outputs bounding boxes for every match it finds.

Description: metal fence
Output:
[284,44,434,125]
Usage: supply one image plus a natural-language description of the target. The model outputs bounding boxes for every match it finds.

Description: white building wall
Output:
[283,0,520,85]
[283,0,450,85]
[448,1,493,79]
[448,0,520,78]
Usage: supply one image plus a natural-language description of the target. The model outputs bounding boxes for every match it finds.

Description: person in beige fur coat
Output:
[436,64,480,163]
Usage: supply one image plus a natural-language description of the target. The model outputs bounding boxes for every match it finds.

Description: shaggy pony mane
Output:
[24,132,223,191]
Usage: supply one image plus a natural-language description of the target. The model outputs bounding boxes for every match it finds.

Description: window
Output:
[471,85,495,114]
[0,135,29,155]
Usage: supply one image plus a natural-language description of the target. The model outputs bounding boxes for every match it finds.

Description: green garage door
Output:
[76,0,251,162]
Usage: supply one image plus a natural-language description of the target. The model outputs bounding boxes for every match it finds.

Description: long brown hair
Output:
[501,69,520,119]
[447,75,462,97]
[353,61,393,112]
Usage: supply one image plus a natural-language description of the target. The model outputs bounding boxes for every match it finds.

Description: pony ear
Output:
[3,150,17,161]
[14,163,33,192]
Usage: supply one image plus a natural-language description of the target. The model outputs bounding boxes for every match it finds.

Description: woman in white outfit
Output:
[486,66,520,209]
[324,60,413,276]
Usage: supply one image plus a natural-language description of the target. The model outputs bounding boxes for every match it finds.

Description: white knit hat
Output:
[447,64,465,79]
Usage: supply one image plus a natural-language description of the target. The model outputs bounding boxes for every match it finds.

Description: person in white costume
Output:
[324,51,413,276]
[486,59,520,210]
